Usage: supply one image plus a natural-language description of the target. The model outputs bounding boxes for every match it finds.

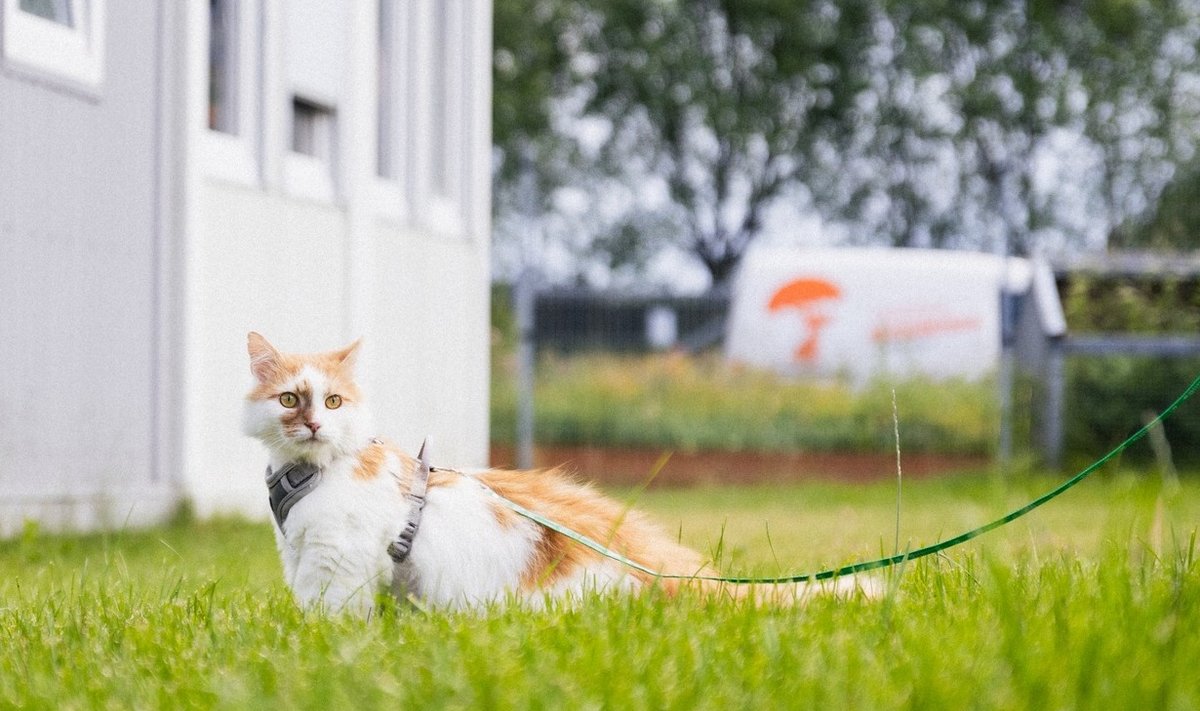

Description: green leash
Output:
[477,372,1200,584]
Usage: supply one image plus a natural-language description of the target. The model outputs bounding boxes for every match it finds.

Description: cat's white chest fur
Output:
[271,455,548,615]
[273,455,406,616]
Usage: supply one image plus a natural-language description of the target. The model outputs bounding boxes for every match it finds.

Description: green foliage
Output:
[1059,272,1200,466]
[490,283,518,356]
[1066,356,1200,467]
[494,0,1200,283]
[1067,0,1198,244]
[1114,164,1200,251]
[1062,273,1200,334]
[492,0,577,188]
[579,0,877,283]
[492,353,997,454]
[1,477,1199,707]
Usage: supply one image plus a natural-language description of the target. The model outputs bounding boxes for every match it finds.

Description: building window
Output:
[429,0,465,201]
[416,0,470,236]
[430,2,450,196]
[291,96,335,161]
[201,0,260,186]
[2,0,105,88]
[377,0,398,179]
[281,1,346,203]
[283,94,337,202]
[19,0,71,24]
[208,0,239,134]
[368,0,411,221]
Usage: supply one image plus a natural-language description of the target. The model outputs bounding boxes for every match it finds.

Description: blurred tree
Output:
[830,0,1199,256]
[493,0,574,194]
[492,0,578,276]
[1056,0,1200,250]
[492,0,1200,287]
[1114,165,1200,250]
[578,0,877,285]
[833,2,962,249]
[1147,156,1200,256]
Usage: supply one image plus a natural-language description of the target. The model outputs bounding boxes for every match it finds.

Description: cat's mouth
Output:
[292,431,324,445]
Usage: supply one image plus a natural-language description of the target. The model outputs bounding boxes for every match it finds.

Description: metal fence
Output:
[1015,255,1200,469]
[529,288,730,353]
[507,255,1200,472]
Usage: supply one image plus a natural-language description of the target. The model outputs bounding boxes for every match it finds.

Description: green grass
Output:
[492,353,998,455]
[2,472,1199,708]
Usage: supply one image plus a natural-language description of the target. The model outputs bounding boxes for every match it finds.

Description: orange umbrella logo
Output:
[768,278,842,363]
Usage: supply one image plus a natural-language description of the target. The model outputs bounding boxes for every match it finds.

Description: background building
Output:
[0,0,492,533]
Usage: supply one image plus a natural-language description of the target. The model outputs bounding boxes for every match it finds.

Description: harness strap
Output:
[387,437,431,564]
[265,461,320,532]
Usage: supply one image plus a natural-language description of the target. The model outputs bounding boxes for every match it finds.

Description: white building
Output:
[0,1,493,533]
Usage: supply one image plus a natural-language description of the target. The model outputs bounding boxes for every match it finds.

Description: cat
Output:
[243,332,875,615]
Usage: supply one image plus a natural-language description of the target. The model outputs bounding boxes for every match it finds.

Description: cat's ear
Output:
[332,338,362,372]
[247,331,283,383]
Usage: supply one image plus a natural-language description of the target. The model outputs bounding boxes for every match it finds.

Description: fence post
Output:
[1021,256,1069,470]
[998,286,1021,473]
[1043,341,1065,470]
[514,276,536,470]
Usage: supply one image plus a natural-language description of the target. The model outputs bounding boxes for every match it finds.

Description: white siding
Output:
[184,186,352,517]
[0,0,492,531]
[0,2,180,534]
[180,0,493,518]
[368,224,492,468]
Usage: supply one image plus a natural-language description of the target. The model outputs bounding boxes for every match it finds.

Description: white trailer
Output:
[726,247,1031,382]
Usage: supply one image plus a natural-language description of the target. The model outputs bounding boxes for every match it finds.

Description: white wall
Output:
[0,0,491,531]
[367,224,492,468]
[185,185,353,517]
[0,2,182,535]
[181,0,492,518]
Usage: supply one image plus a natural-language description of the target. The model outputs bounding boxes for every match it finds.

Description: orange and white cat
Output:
[243,332,872,615]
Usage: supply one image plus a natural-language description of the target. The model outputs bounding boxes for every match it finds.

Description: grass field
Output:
[2,471,1198,709]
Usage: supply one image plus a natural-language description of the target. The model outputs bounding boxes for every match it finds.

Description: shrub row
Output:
[492,353,998,455]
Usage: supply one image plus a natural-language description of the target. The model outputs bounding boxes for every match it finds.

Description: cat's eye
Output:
[325,394,342,410]
[279,392,299,408]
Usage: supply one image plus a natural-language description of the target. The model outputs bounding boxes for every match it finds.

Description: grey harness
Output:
[386,438,431,565]
[264,438,433,576]
[265,461,320,531]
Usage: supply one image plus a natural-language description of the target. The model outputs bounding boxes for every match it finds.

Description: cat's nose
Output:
[305,421,321,434]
